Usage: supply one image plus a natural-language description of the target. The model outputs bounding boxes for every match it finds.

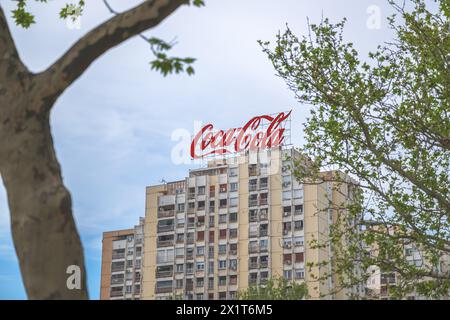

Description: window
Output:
[157,249,174,265]
[293,189,302,199]
[282,175,292,187]
[249,179,258,192]
[135,259,141,269]
[208,261,214,274]
[229,211,238,223]
[219,213,227,224]
[218,244,227,255]
[219,184,227,193]
[176,279,183,289]
[294,220,304,231]
[249,194,258,207]
[218,260,227,270]
[229,197,238,207]
[219,229,227,239]
[284,253,292,265]
[197,231,204,241]
[229,229,238,239]
[176,264,184,273]
[218,276,227,286]
[209,230,215,242]
[209,186,215,197]
[295,269,305,280]
[197,246,205,256]
[294,205,303,215]
[229,275,237,285]
[294,236,304,246]
[295,252,304,263]
[196,262,205,271]
[197,201,205,211]
[126,259,133,268]
[249,209,258,222]
[229,243,238,255]
[176,233,184,243]
[208,278,214,290]
[176,217,185,228]
[283,222,292,235]
[208,245,214,257]
[229,259,238,271]
[209,201,215,213]
[111,261,125,272]
[230,182,238,192]
[177,203,185,212]
[229,167,238,177]
[209,215,215,227]
[219,292,227,300]
[283,206,292,217]
[219,199,227,208]
[198,186,205,195]
[260,177,268,189]
[282,191,292,200]
[196,293,204,300]
[259,193,268,206]
[260,239,268,251]
[175,247,184,258]
[283,270,292,280]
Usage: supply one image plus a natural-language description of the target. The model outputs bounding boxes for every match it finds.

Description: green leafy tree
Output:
[237,277,309,300]
[260,0,449,299]
[0,0,203,299]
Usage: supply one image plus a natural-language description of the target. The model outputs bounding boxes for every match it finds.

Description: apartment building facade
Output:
[100,218,145,300]
[140,148,359,300]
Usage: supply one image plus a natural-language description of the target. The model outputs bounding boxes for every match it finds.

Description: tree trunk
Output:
[0,79,88,299]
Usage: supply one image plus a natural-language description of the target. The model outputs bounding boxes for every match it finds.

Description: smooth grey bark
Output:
[0,0,188,299]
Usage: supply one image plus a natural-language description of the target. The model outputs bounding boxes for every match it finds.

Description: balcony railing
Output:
[249,184,258,192]
[260,246,268,252]
[157,240,174,247]
[259,183,268,190]
[249,200,258,207]
[155,286,173,294]
[249,262,258,269]
[111,278,124,285]
[249,277,258,285]
[249,246,259,253]
[259,199,268,206]
[112,253,125,260]
[259,229,268,237]
[188,193,196,200]
[158,210,175,218]
[260,262,269,268]
[110,290,123,297]
[111,266,125,272]
[260,214,268,221]
[156,270,173,278]
[157,225,174,233]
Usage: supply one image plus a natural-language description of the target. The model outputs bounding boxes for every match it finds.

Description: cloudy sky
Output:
[0,0,399,299]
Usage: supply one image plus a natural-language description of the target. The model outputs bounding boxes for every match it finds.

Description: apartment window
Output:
[196,201,205,212]
[186,232,194,244]
[209,230,215,242]
[135,246,142,257]
[208,245,214,257]
[249,179,257,192]
[197,231,204,242]
[219,229,227,240]
[176,217,185,228]
[293,189,302,199]
[177,203,185,212]
[209,186,215,197]
[208,278,214,290]
[260,271,269,283]
[283,222,292,235]
[111,261,125,272]
[294,236,304,247]
[135,259,141,269]
[229,167,238,177]
[249,209,258,222]
[283,270,292,280]
[218,276,227,286]
[283,254,292,265]
[249,240,258,253]
[249,273,258,285]
[259,193,268,206]
[218,244,227,255]
[219,199,227,208]
[176,233,184,243]
[283,206,292,217]
[294,205,303,215]
[229,291,236,300]
[134,284,141,294]
[110,286,123,297]
[282,175,292,187]
[134,271,141,282]
[126,259,133,268]
[219,292,227,300]
[229,259,237,271]
[219,214,227,224]
[260,177,268,189]
[230,182,238,192]
[197,246,205,256]
[229,275,237,285]
[249,164,258,176]
[125,285,132,294]
[196,262,205,271]
[111,273,124,285]
[175,247,184,258]
[295,252,304,263]
[218,260,227,270]
[249,257,258,269]
[219,184,227,193]
[294,220,304,231]
[282,191,292,201]
[209,215,215,227]
[209,200,215,213]
[186,263,194,274]
[260,239,268,251]
[229,243,237,255]
[249,194,258,207]
[188,202,195,212]
[229,197,238,207]
[198,186,205,195]
[295,269,305,280]
[229,229,238,239]
[176,264,184,273]
[260,255,269,268]
[229,211,238,223]
[176,279,183,289]
[249,224,258,238]
[208,261,214,274]
[259,224,268,237]
[187,217,195,228]
[156,280,172,291]
[186,247,194,260]
[197,215,205,227]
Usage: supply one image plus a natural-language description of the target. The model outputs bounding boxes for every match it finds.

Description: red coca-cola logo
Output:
[190,111,291,159]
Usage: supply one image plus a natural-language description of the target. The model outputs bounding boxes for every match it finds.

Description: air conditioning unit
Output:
[282,182,290,188]
[283,212,290,217]
[285,243,292,249]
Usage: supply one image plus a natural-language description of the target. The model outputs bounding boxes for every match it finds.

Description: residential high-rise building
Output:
[140,148,360,300]
[100,218,145,300]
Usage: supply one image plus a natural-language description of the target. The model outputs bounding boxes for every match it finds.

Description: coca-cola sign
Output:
[190,111,291,159]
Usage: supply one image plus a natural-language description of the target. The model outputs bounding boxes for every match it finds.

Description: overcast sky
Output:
[0,0,400,299]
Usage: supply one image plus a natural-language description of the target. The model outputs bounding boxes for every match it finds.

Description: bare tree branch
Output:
[35,0,189,108]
